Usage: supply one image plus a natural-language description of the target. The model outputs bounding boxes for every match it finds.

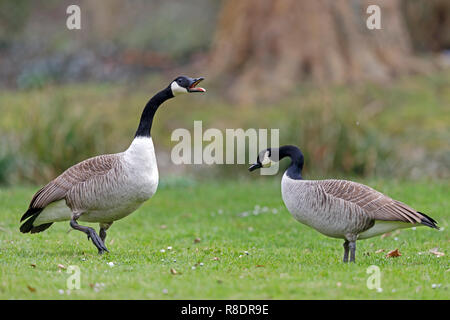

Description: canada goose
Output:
[249,145,439,262]
[20,76,206,254]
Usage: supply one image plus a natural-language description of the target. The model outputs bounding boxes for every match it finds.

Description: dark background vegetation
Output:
[0,0,449,185]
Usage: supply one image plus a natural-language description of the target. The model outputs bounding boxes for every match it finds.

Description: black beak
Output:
[248,163,262,172]
[187,77,206,93]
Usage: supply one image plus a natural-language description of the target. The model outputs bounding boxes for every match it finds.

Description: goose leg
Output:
[99,222,113,243]
[70,216,109,254]
[349,241,356,263]
[343,240,350,263]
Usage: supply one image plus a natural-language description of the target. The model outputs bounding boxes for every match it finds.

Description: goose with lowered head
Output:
[249,145,439,262]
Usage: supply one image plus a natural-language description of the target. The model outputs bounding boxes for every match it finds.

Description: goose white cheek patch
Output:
[170,81,188,95]
[260,149,279,175]
[261,151,271,168]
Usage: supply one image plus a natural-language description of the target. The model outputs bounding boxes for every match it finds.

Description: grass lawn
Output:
[0,178,448,299]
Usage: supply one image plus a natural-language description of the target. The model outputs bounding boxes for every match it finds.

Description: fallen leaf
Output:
[381,232,391,239]
[170,268,178,275]
[375,249,385,254]
[160,225,167,229]
[386,249,402,258]
[429,248,445,257]
[57,264,66,270]
[30,263,36,268]
[27,285,36,293]
[194,238,201,243]
[256,265,265,268]
[212,257,220,261]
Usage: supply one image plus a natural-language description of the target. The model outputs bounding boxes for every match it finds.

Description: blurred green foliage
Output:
[0,72,449,185]
[0,0,30,47]
[119,0,221,59]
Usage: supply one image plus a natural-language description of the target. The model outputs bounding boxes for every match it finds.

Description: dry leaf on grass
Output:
[57,264,66,270]
[375,249,385,254]
[429,248,445,257]
[256,265,265,268]
[386,249,402,258]
[170,268,178,275]
[194,238,201,243]
[30,263,36,268]
[27,285,36,293]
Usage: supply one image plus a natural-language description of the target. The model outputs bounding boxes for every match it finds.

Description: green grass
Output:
[0,178,448,299]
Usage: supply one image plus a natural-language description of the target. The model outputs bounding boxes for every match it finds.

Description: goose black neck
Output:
[278,145,304,180]
[135,87,174,138]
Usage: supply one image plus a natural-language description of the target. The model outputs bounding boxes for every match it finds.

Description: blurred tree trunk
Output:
[209,0,430,103]
[402,0,450,52]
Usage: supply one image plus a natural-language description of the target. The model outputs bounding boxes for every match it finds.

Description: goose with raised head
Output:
[20,76,206,254]
[249,145,439,262]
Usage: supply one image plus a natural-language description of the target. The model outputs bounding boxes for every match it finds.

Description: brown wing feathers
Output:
[20,181,68,223]
[20,155,117,233]
[320,180,438,229]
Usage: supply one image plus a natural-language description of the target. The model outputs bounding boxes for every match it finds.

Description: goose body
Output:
[20,76,205,253]
[31,137,158,227]
[282,175,424,240]
[250,145,439,262]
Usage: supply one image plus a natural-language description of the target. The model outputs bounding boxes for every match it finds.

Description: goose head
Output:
[170,76,206,96]
[248,148,276,172]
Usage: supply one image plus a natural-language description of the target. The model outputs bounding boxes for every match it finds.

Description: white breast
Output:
[123,137,159,201]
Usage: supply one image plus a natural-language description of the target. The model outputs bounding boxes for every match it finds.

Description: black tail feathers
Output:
[20,208,53,234]
[418,211,439,229]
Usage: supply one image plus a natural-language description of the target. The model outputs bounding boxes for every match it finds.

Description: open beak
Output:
[187,77,206,93]
[248,163,262,172]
